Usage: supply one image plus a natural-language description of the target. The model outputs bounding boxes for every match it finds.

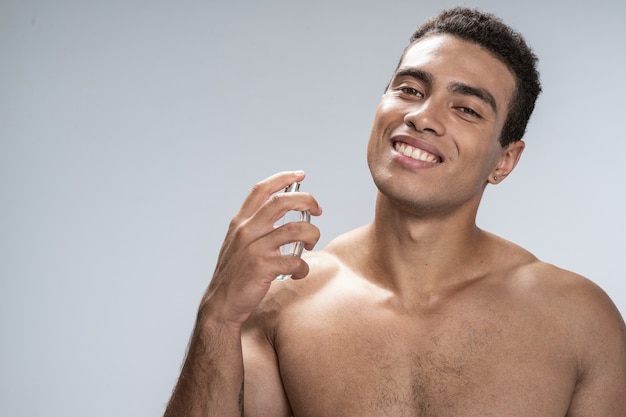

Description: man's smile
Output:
[393,142,441,163]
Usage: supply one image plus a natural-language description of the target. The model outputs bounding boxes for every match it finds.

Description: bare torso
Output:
[242,228,621,417]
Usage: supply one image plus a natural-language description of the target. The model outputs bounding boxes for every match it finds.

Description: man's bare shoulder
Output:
[530,261,626,364]
[513,254,626,415]
[505,249,619,322]
[489,233,626,369]
[489,233,621,315]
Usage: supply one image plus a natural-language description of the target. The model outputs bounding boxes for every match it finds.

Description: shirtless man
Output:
[164,7,626,417]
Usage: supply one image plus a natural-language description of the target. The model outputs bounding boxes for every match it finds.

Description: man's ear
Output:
[489,140,525,184]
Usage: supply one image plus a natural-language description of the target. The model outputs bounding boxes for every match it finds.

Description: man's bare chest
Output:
[274,297,577,417]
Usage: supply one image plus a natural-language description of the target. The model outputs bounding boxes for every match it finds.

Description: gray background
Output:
[2,0,625,415]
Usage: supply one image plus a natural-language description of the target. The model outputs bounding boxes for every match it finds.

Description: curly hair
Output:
[407,7,542,147]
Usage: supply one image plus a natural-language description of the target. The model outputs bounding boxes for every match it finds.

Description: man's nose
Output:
[403,99,445,136]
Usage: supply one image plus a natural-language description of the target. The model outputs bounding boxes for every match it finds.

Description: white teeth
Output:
[394,143,439,163]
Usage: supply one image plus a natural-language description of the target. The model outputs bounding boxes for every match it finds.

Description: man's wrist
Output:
[196,299,245,339]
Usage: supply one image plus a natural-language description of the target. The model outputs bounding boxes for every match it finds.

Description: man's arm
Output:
[163,171,322,417]
[241,318,292,417]
[566,279,626,417]
[164,318,245,416]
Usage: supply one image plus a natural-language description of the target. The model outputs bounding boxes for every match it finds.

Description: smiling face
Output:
[367,34,521,217]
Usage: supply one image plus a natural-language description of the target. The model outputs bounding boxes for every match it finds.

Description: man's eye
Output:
[399,87,422,96]
[459,107,480,118]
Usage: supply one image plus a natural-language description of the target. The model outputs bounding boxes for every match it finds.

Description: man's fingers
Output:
[235,171,307,221]
[269,221,321,254]
[241,221,320,281]
[228,174,322,251]
[272,255,310,280]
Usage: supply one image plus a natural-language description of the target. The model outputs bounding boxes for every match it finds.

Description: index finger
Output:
[235,171,307,221]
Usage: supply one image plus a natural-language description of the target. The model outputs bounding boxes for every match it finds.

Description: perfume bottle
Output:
[276,182,311,281]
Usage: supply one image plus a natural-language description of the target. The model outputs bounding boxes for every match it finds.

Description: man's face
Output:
[366,34,517,216]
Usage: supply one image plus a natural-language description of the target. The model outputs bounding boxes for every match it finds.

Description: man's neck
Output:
[359,194,491,304]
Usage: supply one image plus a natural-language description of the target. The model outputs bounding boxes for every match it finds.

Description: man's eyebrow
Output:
[392,68,434,87]
[449,82,498,113]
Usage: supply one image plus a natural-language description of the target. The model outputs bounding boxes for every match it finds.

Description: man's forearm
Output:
[164,319,244,417]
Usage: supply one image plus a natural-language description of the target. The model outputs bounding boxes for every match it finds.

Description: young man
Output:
[165,8,626,417]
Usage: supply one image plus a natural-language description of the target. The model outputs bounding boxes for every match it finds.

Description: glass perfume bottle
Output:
[276,182,311,281]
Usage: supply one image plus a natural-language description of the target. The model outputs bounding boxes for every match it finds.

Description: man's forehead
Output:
[400,33,495,67]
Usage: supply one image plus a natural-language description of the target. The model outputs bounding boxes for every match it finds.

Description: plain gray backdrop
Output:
[2,0,625,415]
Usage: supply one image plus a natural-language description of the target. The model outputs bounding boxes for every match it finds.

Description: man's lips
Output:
[392,141,442,164]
